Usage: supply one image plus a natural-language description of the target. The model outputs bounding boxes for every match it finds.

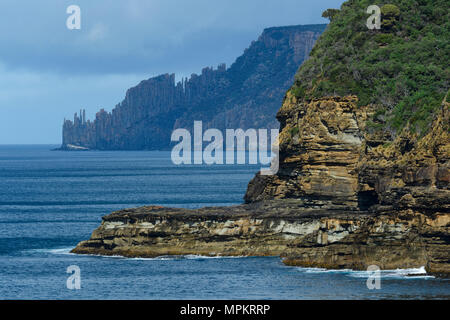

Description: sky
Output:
[0,0,344,144]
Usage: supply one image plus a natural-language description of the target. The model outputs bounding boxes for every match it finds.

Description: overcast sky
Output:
[0,0,343,144]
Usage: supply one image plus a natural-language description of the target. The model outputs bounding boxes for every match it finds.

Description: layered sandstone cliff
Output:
[245,94,449,213]
[245,95,370,209]
[72,97,449,275]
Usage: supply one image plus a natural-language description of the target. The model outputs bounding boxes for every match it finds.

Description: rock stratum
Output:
[72,1,449,276]
[61,24,326,150]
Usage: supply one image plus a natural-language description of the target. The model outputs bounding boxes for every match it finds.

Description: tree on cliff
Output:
[322,9,340,21]
[381,4,401,30]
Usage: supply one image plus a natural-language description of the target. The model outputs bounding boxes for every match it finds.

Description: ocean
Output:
[0,145,448,300]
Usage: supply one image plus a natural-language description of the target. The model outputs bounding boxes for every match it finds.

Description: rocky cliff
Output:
[61,24,326,150]
[72,0,449,275]
[72,98,449,275]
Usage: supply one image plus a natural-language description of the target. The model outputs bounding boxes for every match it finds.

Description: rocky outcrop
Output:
[358,103,450,213]
[61,24,326,150]
[245,95,370,209]
[72,99,449,276]
[245,94,450,213]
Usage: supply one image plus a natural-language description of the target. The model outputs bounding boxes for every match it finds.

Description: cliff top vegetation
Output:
[291,0,449,136]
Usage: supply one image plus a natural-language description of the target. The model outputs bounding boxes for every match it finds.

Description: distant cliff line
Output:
[60,24,327,151]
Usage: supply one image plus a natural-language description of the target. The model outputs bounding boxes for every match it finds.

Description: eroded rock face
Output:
[245,95,369,209]
[246,95,450,214]
[359,103,450,213]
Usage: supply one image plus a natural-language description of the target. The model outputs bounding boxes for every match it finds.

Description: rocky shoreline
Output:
[72,200,449,276]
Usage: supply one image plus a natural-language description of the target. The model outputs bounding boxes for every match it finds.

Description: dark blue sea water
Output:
[0,145,448,300]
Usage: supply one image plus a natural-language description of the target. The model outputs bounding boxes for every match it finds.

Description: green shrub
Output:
[381,4,401,30]
[375,33,394,45]
[291,86,305,98]
[290,126,299,137]
[322,9,340,22]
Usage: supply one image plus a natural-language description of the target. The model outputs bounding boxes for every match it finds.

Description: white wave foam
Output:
[297,266,434,279]
[183,254,247,260]
[43,249,249,261]
[22,247,75,255]
[129,257,177,261]
[48,248,74,255]
[127,255,248,261]
[302,267,353,273]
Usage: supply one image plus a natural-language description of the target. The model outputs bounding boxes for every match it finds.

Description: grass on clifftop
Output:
[291,0,449,136]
